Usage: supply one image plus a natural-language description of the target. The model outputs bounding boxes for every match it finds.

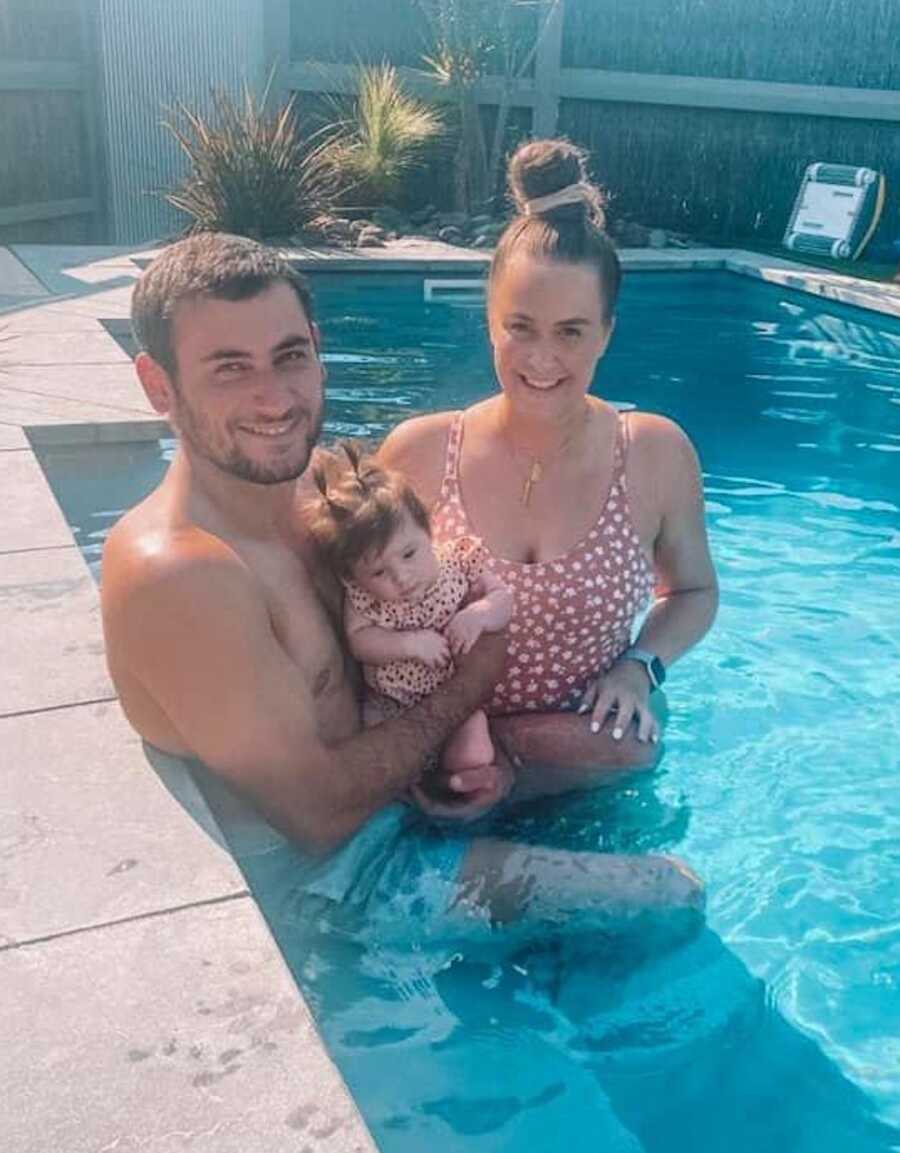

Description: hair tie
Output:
[523,182,592,216]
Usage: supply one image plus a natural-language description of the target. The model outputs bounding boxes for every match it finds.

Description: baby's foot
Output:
[442,709,494,773]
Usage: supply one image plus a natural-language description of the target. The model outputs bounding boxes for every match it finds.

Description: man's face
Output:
[165,282,325,485]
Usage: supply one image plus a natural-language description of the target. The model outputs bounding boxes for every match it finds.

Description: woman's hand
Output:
[578,658,660,744]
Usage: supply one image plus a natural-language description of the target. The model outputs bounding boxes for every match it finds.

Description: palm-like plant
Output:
[419,0,559,214]
[322,63,443,208]
[162,75,340,239]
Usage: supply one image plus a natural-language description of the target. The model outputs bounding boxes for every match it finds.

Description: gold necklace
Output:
[501,419,587,507]
[521,459,543,506]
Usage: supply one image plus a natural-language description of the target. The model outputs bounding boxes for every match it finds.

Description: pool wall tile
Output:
[0,702,248,947]
[26,418,170,447]
[0,899,376,1153]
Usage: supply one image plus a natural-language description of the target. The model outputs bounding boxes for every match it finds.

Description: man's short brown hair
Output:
[131,232,315,377]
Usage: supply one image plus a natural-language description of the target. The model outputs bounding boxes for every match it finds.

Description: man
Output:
[103,233,700,927]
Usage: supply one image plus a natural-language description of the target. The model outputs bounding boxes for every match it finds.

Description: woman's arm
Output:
[635,417,718,660]
[581,417,718,740]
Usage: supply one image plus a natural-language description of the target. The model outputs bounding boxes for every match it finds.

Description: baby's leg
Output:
[441,709,494,774]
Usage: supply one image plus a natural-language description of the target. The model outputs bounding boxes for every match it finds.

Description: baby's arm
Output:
[445,572,513,657]
[345,599,450,669]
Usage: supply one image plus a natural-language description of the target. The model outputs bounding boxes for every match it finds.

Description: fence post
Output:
[262,0,292,106]
[533,0,564,138]
[79,0,108,241]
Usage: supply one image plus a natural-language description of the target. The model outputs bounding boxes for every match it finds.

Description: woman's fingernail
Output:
[651,733,659,744]
[450,775,462,791]
[590,721,600,734]
[612,727,623,740]
[577,703,589,714]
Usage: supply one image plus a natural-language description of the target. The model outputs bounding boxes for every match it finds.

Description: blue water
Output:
[39,272,900,1151]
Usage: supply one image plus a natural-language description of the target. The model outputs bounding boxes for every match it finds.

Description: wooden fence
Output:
[0,0,104,243]
[1,0,897,246]
[283,0,900,244]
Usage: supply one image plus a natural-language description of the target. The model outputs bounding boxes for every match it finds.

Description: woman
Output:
[380,139,718,795]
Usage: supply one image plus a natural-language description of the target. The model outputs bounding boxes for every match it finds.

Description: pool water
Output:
[39,272,900,1151]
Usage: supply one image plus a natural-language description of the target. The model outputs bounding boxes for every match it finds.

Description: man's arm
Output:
[104,549,503,854]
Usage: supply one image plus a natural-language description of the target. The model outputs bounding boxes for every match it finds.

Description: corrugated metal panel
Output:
[98,0,264,243]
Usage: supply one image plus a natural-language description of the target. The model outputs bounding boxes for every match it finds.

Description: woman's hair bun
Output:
[508,138,606,229]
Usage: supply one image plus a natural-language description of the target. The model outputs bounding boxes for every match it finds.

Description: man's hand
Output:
[406,629,451,670]
[410,761,514,823]
[451,629,507,710]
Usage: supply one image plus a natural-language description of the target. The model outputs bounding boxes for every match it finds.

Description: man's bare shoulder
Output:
[102,493,257,616]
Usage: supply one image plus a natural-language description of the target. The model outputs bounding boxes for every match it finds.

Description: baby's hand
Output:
[407,629,451,670]
[445,608,485,657]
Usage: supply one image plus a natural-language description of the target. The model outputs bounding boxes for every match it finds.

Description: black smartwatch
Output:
[622,646,666,691]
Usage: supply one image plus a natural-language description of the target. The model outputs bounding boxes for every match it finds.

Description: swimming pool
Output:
[38,271,900,1151]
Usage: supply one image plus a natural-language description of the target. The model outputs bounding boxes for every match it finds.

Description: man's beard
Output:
[173,392,324,486]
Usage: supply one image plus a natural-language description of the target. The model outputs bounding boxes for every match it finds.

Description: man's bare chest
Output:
[241,542,352,710]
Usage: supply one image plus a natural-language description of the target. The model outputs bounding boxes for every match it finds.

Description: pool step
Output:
[423,277,486,302]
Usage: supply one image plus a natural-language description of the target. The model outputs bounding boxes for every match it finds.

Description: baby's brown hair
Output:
[307,442,430,579]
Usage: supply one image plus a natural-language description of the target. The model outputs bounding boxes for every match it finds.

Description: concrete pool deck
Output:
[2,238,899,1152]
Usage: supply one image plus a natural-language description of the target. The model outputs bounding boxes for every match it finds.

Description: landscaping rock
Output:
[438,211,469,229]
[469,214,494,229]
[357,225,387,248]
[410,204,438,225]
[648,228,668,249]
[322,217,353,243]
[472,235,495,249]
[474,221,505,241]
[438,226,465,246]
[613,221,652,247]
[372,206,407,234]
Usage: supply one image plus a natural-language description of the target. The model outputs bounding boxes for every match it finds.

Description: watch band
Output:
[622,646,666,690]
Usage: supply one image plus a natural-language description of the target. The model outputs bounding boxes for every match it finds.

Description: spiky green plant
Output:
[322,63,443,207]
[162,77,341,239]
[418,0,559,214]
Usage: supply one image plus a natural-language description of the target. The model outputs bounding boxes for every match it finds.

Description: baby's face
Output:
[351,513,440,604]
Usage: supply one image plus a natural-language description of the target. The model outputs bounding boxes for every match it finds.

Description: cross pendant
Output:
[522,460,542,506]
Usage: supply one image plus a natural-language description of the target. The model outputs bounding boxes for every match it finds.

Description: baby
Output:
[307,442,513,775]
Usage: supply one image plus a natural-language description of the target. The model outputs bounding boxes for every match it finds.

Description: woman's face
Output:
[487,254,613,411]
